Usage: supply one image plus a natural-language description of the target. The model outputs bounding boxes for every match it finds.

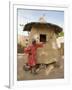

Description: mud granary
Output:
[23,17,63,64]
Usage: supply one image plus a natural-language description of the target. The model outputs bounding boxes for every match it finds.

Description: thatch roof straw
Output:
[23,22,63,34]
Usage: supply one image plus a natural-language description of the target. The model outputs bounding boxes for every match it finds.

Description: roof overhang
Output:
[23,22,63,34]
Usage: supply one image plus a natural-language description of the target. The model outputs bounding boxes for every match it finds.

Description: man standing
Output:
[24,39,44,74]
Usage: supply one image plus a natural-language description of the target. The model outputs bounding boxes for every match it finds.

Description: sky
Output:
[17,8,64,36]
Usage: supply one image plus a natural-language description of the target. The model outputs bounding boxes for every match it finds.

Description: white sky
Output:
[17,9,64,36]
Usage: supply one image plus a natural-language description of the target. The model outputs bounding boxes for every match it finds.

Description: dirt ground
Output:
[17,54,64,81]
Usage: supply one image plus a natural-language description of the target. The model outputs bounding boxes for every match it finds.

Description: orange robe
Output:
[24,43,43,66]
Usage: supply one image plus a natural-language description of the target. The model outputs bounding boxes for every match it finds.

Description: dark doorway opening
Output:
[40,34,46,42]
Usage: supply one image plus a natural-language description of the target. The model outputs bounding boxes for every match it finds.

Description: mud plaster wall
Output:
[28,26,60,64]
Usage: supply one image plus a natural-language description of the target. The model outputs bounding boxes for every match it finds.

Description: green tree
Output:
[58,31,64,37]
[56,31,64,38]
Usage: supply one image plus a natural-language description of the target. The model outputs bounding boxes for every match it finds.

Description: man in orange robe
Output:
[24,39,44,73]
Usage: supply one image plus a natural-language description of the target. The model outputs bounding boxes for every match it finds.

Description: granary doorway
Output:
[40,34,46,42]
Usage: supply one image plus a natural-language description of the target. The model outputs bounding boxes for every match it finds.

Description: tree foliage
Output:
[56,31,64,38]
[58,31,64,37]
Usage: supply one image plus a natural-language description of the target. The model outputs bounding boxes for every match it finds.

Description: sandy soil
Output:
[17,54,64,80]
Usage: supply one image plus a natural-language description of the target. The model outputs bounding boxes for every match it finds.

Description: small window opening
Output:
[40,34,46,42]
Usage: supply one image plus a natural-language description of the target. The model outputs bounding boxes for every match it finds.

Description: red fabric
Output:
[24,43,43,66]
